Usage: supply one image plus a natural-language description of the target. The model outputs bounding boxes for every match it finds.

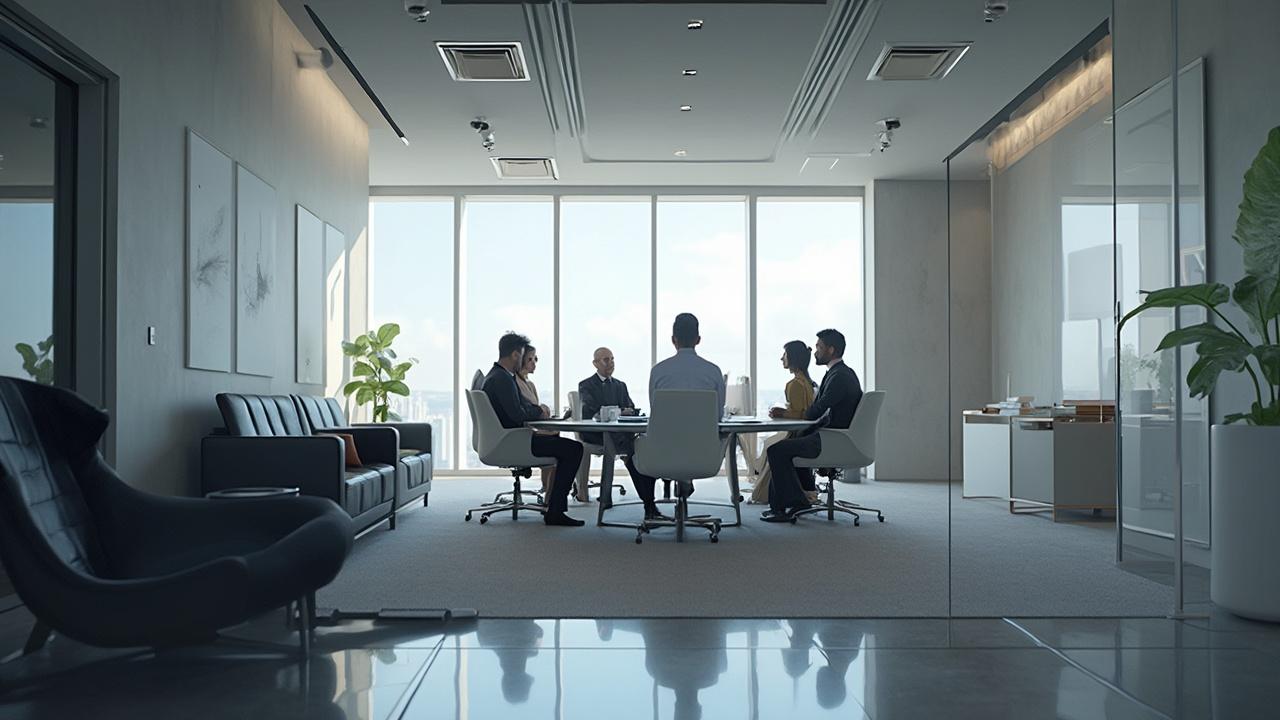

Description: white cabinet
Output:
[962,413,1011,498]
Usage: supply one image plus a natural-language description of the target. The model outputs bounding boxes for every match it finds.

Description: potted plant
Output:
[1120,126,1280,621]
[341,322,416,422]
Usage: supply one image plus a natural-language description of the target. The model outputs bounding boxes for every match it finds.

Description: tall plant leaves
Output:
[1234,126,1280,280]
[1233,275,1280,340]
[1118,283,1230,332]
[1164,325,1253,399]
[1255,344,1280,386]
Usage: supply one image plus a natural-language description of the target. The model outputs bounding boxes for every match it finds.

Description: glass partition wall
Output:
[947,15,1211,615]
[370,192,864,473]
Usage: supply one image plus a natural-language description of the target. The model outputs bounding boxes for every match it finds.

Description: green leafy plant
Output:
[1119,126,1280,425]
[341,322,416,422]
[15,334,54,385]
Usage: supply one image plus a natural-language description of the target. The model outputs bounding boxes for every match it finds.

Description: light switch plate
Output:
[147,326,156,345]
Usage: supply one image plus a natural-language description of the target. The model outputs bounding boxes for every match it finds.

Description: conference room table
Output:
[525,417,817,530]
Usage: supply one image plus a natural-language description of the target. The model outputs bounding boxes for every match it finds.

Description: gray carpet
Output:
[317,477,1171,618]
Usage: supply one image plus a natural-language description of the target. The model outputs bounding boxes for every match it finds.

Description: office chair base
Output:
[635,496,721,543]
[791,501,862,525]
[465,474,548,523]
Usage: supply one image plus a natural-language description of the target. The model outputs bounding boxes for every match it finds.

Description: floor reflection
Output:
[3,615,1278,719]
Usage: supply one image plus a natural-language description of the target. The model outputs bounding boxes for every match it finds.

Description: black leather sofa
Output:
[202,393,397,535]
[293,395,433,526]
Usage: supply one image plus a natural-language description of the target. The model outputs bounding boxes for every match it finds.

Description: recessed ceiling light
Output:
[679,105,693,112]
[682,69,698,76]
[674,149,688,157]
[687,19,703,30]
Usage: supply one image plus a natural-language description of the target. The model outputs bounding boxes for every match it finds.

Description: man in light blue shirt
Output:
[649,313,726,417]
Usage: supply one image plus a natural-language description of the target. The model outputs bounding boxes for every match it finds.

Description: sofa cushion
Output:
[343,464,395,515]
[399,453,430,490]
[295,395,349,433]
[217,394,307,437]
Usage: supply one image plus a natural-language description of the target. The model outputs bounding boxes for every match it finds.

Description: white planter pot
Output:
[1211,424,1280,622]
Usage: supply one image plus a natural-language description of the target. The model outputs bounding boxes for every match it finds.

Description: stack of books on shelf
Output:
[984,396,1038,415]
[1062,399,1116,422]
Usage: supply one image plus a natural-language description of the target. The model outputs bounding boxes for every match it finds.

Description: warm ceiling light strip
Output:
[987,39,1111,171]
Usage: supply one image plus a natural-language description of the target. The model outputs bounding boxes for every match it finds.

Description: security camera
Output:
[404,1,430,22]
[984,1,1009,22]
[471,118,496,152]
[874,118,900,152]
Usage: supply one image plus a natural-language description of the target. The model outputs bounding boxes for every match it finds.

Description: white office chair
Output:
[568,390,626,502]
[632,390,725,543]
[463,389,556,524]
[725,375,760,481]
[470,369,486,392]
[792,391,886,525]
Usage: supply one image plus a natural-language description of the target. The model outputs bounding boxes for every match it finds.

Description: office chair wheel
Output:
[465,512,473,522]
[710,533,719,543]
[877,514,885,522]
[854,517,860,526]
[635,536,643,545]
[619,487,627,495]
[480,515,489,524]
[789,516,797,524]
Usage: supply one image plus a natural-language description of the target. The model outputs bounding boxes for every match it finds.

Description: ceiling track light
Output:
[674,149,688,157]
[679,105,693,112]
[682,69,698,77]
[687,19,703,30]
[984,1,1009,22]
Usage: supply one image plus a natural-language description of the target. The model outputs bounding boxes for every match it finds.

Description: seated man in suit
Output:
[579,347,667,521]
[762,328,864,522]
[483,332,585,527]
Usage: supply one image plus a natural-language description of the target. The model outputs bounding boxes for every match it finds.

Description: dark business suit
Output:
[483,363,583,515]
[577,374,635,445]
[577,374,660,507]
[767,360,863,513]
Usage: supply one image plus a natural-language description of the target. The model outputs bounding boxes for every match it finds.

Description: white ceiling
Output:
[281,0,1110,187]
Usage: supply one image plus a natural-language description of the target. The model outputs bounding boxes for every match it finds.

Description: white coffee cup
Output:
[601,405,621,422]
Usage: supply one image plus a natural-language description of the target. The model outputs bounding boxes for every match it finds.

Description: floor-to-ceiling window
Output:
[459,198,555,468]
[558,198,652,414]
[655,198,749,390]
[755,198,864,416]
[369,199,455,467]
[369,193,863,473]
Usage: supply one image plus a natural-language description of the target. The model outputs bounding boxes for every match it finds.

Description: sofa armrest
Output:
[201,435,344,503]
[321,425,399,466]
[363,421,432,454]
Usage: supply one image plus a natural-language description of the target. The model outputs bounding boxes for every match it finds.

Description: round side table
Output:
[206,486,300,500]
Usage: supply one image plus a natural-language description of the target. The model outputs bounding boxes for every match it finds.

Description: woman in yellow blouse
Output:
[749,340,817,504]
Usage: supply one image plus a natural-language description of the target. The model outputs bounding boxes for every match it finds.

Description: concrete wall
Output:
[1173,0,1280,423]
[869,179,991,480]
[15,0,370,496]
[1114,0,1280,421]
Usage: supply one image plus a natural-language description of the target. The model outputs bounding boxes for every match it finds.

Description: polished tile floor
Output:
[1,608,1278,719]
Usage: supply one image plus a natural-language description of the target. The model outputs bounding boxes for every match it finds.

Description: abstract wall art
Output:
[235,164,277,377]
[185,129,233,372]
[295,205,324,384]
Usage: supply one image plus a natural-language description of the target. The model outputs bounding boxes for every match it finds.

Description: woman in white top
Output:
[515,345,558,497]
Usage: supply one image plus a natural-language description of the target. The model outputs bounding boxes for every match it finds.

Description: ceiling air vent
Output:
[491,157,559,180]
[437,42,529,81]
[867,42,971,81]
